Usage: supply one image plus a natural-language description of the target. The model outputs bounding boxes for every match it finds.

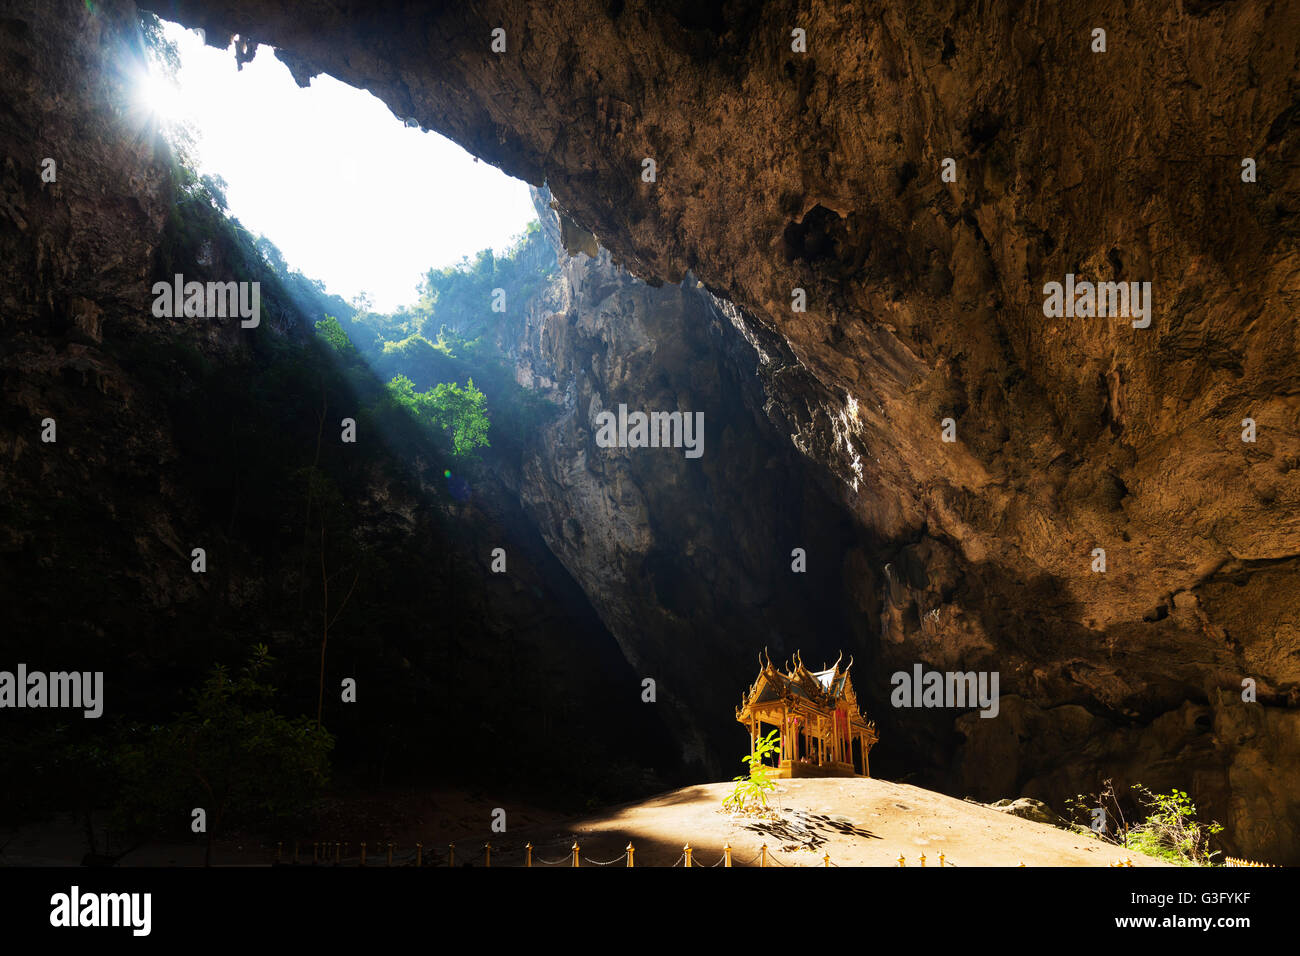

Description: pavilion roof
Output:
[735,650,875,736]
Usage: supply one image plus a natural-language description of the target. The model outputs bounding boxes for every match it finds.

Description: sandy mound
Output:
[516,778,1173,867]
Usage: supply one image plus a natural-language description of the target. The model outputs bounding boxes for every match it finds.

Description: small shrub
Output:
[1067,779,1223,866]
[723,729,781,813]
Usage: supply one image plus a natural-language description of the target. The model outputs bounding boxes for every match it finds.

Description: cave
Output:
[1,0,1298,884]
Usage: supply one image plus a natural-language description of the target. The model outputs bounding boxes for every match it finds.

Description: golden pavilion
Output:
[736,651,878,778]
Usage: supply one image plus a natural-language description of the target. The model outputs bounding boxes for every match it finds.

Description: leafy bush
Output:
[1067,779,1224,866]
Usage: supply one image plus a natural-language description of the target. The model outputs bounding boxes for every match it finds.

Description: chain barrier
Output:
[277,840,930,868]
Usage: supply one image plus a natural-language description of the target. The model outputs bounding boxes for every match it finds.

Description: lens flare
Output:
[136,68,185,122]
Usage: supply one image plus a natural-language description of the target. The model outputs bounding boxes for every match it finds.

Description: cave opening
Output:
[1,0,1289,876]
[48,11,698,819]
[119,14,922,808]
[109,10,907,829]
[135,13,539,314]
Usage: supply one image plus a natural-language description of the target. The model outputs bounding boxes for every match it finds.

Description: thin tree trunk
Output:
[299,381,327,612]
[316,523,359,729]
[316,524,328,728]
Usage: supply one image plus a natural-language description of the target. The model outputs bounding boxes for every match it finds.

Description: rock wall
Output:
[482,188,880,774]
[0,0,673,807]
[4,0,1298,859]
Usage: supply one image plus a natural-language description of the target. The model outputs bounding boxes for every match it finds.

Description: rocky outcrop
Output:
[0,0,672,810]
[481,188,874,772]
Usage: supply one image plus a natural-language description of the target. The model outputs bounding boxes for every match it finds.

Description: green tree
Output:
[428,379,491,457]
[116,646,334,865]
[315,314,357,358]
[138,11,181,80]
[385,374,491,458]
[199,173,230,212]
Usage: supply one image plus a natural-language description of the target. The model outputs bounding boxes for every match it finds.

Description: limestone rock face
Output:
[0,0,669,801]
[0,1,172,338]
[485,189,869,771]
[3,0,1298,860]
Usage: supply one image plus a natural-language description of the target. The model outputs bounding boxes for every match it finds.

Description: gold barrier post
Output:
[724,844,732,867]
[416,843,423,868]
[572,842,580,867]
[448,842,455,867]
[920,853,926,868]
[525,843,533,867]
[626,843,635,868]
[684,843,693,867]
[760,845,768,868]
[823,853,831,867]
[485,843,492,868]
[898,855,906,867]
[939,853,945,868]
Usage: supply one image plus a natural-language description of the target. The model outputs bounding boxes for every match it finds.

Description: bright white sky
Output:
[143,20,538,312]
